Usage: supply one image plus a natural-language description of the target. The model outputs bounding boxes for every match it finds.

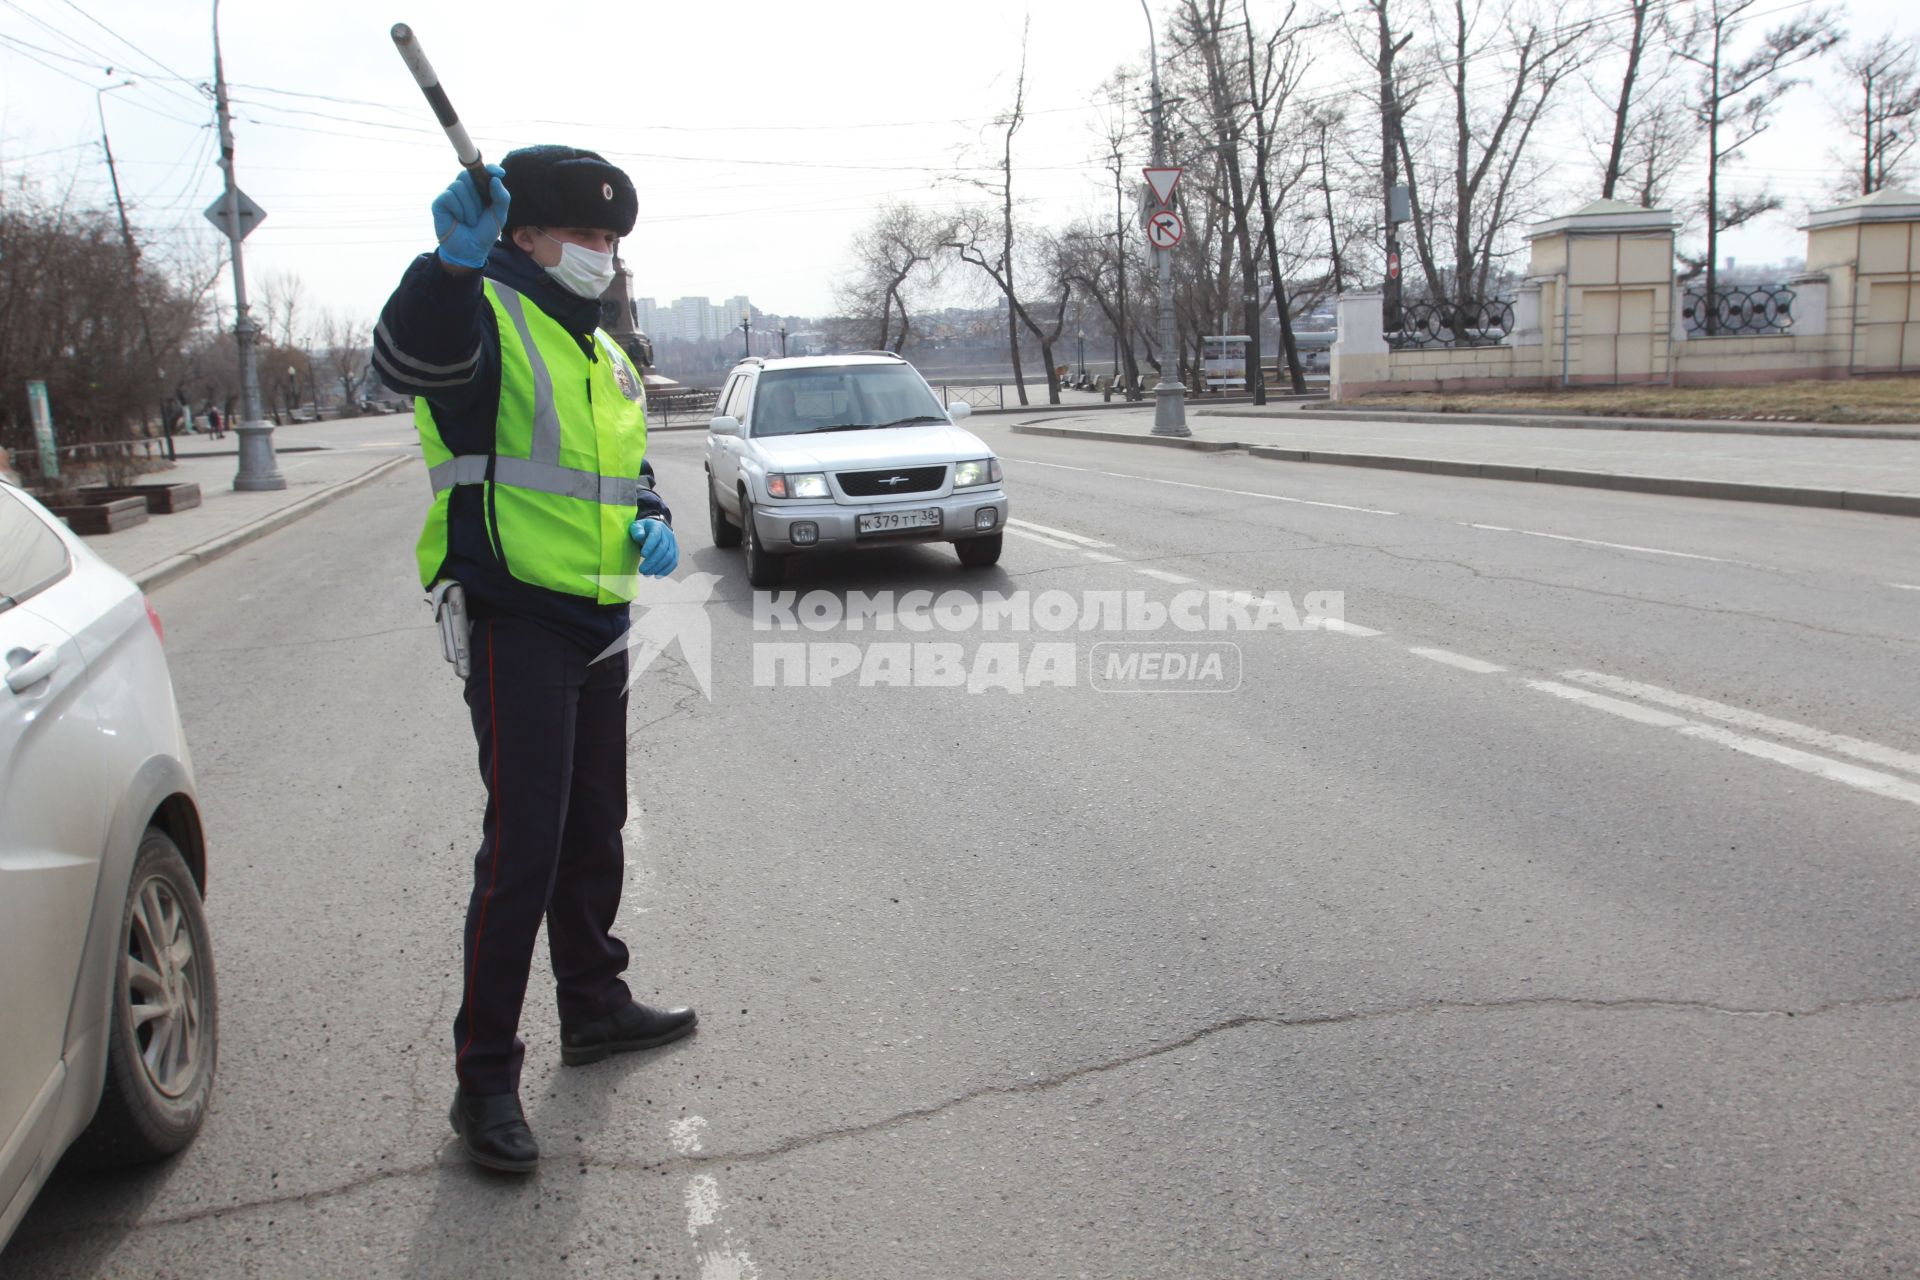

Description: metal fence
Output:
[1681,284,1795,336]
[936,384,1006,410]
[1387,297,1516,349]
[646,388,719,426]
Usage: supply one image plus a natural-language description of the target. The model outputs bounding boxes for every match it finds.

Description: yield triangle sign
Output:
[1143,166,1182,206]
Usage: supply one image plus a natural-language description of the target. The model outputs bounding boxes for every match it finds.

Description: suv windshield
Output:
[749,365,947,438]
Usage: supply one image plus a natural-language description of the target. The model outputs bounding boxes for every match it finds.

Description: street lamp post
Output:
[779,321,788,357]
[1141,0,1189,436]
[741,314,751,359]
[213,0,283,490]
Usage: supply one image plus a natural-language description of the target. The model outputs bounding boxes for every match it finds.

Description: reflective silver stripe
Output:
[374,320,482,377]
[490,283,563,466]
[429,454,637,506]
[373,346,472,390]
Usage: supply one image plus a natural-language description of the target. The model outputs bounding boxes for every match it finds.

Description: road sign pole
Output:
[1142,2,1188,438]
[213,0,283,492]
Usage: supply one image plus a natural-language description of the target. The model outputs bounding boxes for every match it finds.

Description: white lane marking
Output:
[1081,551,1124,563]
[670,1115,708,1154]
[1317,618,1384,637]
[679,1129,761,1279]
[1892,583,1920,591]
[1408,647,1506,674]
[1468,523,1730,563]
[622,781,653,915]
[1007,458,1399,516]
[1008,517,1113,547]
[1528,681,1920,808]
[1137,568,1196,584]
[1563,669,1920,778]
[1002,525,1084,551]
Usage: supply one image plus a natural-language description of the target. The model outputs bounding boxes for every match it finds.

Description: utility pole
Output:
[213,0,284,491]
[98,80,173,460]
[740,313,751,358]
[1142,0,1189,437]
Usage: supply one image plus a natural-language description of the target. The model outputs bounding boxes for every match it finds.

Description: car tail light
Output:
[145,596,165,643]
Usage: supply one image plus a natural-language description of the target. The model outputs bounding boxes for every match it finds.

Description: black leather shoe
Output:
[449,1089,538,1173]
[561,1000,698,1066]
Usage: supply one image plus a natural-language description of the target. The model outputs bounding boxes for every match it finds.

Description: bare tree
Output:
[1090,68,1147,397]
[1836,33,1920,195]
[1355,0,1420,324]
[317,309,371,412]
[258,270,308,350]
[1674,0,1841,328]
[834,203,949,352]
[1240,0,1322,394]
[1590,0,1696,205]
[1401,0,1589,320]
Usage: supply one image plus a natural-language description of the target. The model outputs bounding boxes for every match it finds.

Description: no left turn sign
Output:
[1146,209,1184,249]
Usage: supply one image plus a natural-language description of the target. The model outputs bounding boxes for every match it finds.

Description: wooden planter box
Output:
[46,497,150,535]
[78,482,203,514]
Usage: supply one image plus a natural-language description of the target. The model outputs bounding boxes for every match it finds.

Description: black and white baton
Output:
[390,22,492,208]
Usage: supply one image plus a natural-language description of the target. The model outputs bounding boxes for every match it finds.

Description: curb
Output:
[1006,423,1920,518]
[1211,406,1920,441]
[132,455,414,592]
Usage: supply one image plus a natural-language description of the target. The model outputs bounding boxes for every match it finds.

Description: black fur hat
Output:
[500,145,637,236]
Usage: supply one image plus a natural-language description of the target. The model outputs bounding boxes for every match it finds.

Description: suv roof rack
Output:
[735,356,766,367]
[848,350,905,360]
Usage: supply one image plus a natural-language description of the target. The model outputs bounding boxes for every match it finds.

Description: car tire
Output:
[955,533,1003,568]
[708,471,741,548]
[740,495,783,588]
[67,826,218,1169]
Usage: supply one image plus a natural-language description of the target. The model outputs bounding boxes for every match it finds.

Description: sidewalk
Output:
[1007,409,1920,516]
[1217,402,1920,440]
[84,444,415,590]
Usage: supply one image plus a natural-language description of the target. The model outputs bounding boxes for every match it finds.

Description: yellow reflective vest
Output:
[414,280,649,605]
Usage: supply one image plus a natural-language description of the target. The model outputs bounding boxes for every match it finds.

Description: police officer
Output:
[375,145,696,1174]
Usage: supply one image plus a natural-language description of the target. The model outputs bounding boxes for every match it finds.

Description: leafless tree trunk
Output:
[1837,33,1920,195]
[1676,0,1839,331]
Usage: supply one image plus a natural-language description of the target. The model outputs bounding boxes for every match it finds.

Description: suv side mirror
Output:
[710,414,741,437]
[947,401,973,422]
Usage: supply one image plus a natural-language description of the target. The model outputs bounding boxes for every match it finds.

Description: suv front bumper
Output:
[751,489,1009,552]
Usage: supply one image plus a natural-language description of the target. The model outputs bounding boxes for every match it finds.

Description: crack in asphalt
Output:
[19,989,1915,1250]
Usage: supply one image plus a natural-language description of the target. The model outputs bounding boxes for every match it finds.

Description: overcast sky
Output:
[2,0,1912,329]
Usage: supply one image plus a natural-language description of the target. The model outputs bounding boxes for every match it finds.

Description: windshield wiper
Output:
[805,423,880,433]
[873,415,950,428]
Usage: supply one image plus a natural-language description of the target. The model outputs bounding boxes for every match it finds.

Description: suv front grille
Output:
[836,465,947,497]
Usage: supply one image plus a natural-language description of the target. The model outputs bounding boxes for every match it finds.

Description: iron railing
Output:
[1682,284,1795,336]
[1387,297,1516,349]
[937,384,1006,410]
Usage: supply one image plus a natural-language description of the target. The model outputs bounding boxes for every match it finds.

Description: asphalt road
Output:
[8,424,1919,1278]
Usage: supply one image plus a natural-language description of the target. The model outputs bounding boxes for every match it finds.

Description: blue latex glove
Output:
[630,517,679,577]
[431,165,510,269]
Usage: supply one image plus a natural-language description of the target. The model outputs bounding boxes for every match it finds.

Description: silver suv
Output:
[703,354,1010,587]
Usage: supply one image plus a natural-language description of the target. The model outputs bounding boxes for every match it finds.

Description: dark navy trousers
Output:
[454,613,633,1096]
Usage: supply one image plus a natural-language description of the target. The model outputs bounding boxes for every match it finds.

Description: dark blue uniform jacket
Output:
[374,244,669,652]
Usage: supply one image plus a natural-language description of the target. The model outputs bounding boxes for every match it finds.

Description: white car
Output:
[703,354,1010,587]
[0,481,215,1253]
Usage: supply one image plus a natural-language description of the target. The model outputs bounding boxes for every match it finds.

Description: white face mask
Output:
[539,232,617,299]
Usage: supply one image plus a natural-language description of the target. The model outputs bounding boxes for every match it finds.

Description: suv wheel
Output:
[740,495,784,588]
[69,827,218,1168]
[956,533,1003,568]
[708,470,741,548]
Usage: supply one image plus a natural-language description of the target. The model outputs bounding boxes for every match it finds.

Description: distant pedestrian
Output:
[206,406,225,440]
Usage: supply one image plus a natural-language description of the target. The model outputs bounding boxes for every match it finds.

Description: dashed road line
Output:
[1136,568,1196,585]
[1007,516,1113,547]
[1892,583,1920,591]
[1408,647,1505,674]
[1317,619,1384,637]
[1468,523,1732,563]
[1563,669,1920,777]
[673,1118,761,1279]
[1007,457,1399,516]
[1527,680,1920,808]
[1081,551,1124,563]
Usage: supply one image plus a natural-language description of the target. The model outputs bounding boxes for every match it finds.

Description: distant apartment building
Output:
[629,295,758,344]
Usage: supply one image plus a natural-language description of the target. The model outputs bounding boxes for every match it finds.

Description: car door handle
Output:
[5,645,61,693]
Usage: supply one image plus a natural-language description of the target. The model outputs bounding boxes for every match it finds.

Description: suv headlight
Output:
[767,472,830,499]
[954,458,1002,488]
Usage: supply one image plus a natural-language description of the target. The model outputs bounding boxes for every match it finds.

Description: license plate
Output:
[857,507,941,534]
